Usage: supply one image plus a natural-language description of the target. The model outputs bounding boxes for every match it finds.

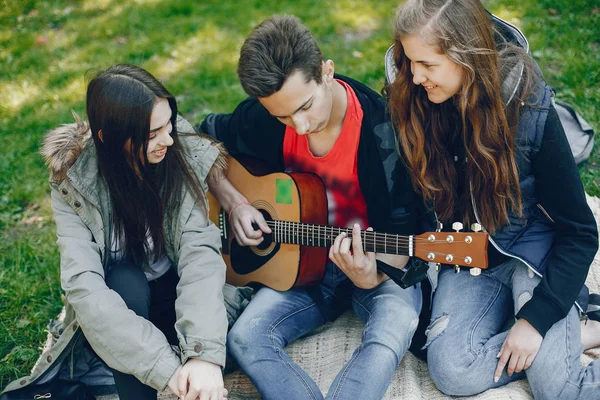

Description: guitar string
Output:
[264,222,481,265]
[265,221,477,252]
[265,221,474,243]
[265,221,476,242]
[266,222,480,262]
[265,221,476,235]
[267,222,412,245]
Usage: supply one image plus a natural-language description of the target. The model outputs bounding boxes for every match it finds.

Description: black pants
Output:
[104,262,179,400]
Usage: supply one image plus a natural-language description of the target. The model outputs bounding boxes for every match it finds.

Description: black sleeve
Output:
[199,97,286,171]
[515,105,599,337]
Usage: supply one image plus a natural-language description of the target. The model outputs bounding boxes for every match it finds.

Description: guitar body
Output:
[208,157,328,291]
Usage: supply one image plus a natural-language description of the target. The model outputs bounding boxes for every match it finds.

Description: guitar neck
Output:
[265,220,412,256]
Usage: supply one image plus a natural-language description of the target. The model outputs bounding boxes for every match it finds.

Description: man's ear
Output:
[322,59,335,80]
[97,129,104,143]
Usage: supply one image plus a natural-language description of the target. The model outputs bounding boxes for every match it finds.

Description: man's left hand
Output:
[329,224,380,289]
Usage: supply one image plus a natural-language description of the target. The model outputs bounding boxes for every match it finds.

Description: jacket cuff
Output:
[516,294,565,337]
[145,347,181,391]
[199,114,218,138]
[179,337,226,368]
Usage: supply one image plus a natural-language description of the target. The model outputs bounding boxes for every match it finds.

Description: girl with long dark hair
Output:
[386,0,600,397]
[3,64,230,400]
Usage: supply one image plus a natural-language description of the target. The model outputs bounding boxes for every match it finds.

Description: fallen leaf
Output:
[21,215,44,225]
[17,319,31,328]
[35,35,49,45]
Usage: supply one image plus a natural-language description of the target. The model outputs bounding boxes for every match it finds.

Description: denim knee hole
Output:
[424,314,449,348]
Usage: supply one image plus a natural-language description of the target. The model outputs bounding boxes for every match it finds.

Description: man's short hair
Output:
[237,15,324,98]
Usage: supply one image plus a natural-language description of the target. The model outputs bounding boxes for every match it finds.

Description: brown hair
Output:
[385,0,537,232]
[237,15,323,98]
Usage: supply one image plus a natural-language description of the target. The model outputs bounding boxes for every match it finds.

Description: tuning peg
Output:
[435,263,441,271]
[471,223,482,232]
[452,222,463,232]
[436,221,443,232]
[470,267,481,276]
[454,265,460,273]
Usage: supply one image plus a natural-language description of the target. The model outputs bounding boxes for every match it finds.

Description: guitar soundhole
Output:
[230,209,280,275]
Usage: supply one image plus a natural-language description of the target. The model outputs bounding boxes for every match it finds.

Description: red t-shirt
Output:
[283,80,369,229]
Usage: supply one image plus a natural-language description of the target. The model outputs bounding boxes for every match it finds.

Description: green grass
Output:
[1,0,598,389]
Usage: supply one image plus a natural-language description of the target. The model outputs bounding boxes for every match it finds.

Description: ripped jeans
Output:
[426,258,600,399]
[227,261,422,400]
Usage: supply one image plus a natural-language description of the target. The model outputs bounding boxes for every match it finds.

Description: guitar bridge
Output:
[219,210,230,253]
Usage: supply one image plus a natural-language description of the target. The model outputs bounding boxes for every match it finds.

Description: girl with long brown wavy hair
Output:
[386,0,600,398]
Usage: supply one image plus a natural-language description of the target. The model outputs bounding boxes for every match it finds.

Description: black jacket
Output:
[200,74,420,236]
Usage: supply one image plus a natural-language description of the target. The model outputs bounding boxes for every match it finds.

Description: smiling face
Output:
[400,33,464,104]
[146,98,174,164]
[258,64,334,136]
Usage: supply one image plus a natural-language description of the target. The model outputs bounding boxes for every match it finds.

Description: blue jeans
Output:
[227,262,422,400]
[426,258,600,399]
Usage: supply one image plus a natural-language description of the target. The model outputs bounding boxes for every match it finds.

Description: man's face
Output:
[258,66,334,136]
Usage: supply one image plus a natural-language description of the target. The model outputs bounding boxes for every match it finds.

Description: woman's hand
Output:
[329,224,380,289]
[494,318,542,382]
[176,359,227,400]
[168,365,183,396]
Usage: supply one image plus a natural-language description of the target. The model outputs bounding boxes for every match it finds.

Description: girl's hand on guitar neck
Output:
[330,224,384,289]
[229,203,271,247]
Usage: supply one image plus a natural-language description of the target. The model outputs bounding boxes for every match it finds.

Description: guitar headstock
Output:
[413,228,488,269]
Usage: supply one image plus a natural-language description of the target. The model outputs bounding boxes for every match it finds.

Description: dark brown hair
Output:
[237,15,324,98]
[87,64,205,268]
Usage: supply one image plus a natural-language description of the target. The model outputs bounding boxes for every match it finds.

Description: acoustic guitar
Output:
[208,157,488,291]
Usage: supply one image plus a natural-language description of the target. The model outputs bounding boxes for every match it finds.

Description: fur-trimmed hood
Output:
[41,113,228,184]
[41,112,91,183]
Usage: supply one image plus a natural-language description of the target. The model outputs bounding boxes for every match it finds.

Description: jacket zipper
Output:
[468,183,540,277]
[537,203,555,223]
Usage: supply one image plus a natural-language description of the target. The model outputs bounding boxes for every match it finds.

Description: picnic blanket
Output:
[110,194,600,400]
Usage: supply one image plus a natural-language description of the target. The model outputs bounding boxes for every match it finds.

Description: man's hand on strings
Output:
[229,203,271,247]
[329,224,380,289]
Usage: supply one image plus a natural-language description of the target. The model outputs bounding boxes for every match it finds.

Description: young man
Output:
[203,15,423,399]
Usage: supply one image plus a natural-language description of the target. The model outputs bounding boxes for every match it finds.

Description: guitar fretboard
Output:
[266,220,413,256]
